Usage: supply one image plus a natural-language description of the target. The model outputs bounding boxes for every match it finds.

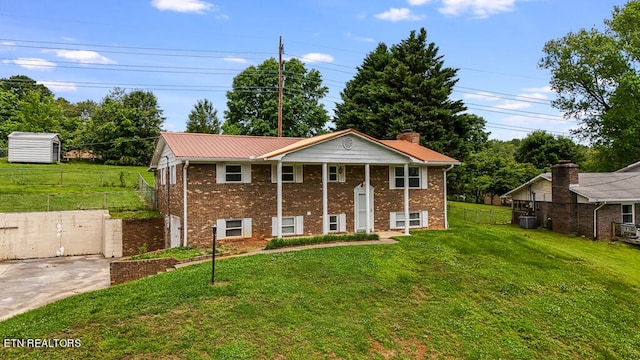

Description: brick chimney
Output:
[396,131,420,144]
[551,160,579,234]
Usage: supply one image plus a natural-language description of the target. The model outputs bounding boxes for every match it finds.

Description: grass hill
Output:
[0,159,158,217]
[1,206,639,359]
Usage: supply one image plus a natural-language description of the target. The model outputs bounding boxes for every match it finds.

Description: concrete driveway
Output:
[0,255,112,322]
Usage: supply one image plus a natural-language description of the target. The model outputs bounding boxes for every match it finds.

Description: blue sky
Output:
[0,0,625,141]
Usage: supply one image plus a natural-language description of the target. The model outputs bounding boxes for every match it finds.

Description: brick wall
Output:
[121,217,165,256]
[110,257,177,285]
[177,163,449,248]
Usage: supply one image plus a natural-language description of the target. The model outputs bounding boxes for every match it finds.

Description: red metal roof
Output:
[155,130,459,164]
[380,140,459,163]
[160,132,303,159]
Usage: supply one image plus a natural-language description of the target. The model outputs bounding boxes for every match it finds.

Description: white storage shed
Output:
[8,132,61,164]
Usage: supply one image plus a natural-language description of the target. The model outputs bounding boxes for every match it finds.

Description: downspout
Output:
[183,160,189,247]
[593,202,607,239]
[443,165,454,229]
[165,156,170,249]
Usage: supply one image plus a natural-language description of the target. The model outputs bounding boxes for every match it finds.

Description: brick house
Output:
[149,129,460,248]
[502,160,640,239]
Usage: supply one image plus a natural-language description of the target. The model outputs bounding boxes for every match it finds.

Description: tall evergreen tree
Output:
[185,99,220,134]
[334,28,488,161]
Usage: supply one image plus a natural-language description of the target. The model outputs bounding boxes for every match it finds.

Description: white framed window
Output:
[389,166,428,189]
[622,204,635,224]
[272,216,304,236]
[328,214,347,232]
[390,211,428,229]
[216,163,251,184]
[271,164,303,183]
[328,165,346,183]
[215,218,252,240]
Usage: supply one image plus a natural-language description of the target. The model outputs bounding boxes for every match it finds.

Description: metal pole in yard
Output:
[211,226,217,285]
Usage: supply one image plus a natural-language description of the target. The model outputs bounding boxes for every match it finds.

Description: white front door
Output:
[354,185,374,232]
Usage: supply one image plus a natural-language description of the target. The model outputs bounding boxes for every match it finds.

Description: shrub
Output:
[265,233,379,250]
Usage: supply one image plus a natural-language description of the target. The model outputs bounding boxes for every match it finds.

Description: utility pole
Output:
[278,36,283,137]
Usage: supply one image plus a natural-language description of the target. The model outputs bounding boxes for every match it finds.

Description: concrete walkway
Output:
[0,232,403,321]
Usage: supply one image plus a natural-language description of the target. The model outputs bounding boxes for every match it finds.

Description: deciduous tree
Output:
[186,99,220,134]
[222,58,329,137]
[539,0,640,170]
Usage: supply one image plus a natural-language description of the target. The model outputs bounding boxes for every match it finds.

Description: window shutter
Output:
[339,214,347,232]
[421,211,429,228]
[243,218,252,238]
[160,168,166,185]
[388,166,396,190]
[271,164,277,183]
[216,219,226,240]
[216,163,225,184]
[390,212,397,229]
[271,217,278,237]
[421,167,429,189]
[242,164,252,184]
[295,216,304,235]
[295,165,304,183]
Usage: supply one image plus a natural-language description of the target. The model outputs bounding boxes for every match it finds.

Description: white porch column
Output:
[365,163,371,233]
[182,161,189,247]
[277,161,283,238]
[322,162,328,235]
[404,163,410,235]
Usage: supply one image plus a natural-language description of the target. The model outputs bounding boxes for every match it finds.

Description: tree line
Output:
[1,1,638,200]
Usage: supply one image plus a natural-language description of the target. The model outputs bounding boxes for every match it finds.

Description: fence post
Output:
[60,171,63,185]
[103,193,107,209]
[47,194,50,211]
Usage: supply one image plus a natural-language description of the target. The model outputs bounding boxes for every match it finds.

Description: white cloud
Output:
[151,0,214,14]
[51,50,115,64]
[38,81,77,92]
[496,100,532,111]
[374,8,424,22]
[224,57,248,63]
[6,58,56,71]
[1,41,16,46]
[299,53,334,63]
[408,0,432,5]
[439,0,517,18]
[346,32,375,43]
[60,36,77,42]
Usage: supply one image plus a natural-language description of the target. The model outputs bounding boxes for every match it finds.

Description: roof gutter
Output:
[593,201,607,239]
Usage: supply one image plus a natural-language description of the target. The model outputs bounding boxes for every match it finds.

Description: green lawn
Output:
[0,159,156,216]
[1,207,640,359]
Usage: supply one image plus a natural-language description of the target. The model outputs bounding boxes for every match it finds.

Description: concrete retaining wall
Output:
[0,210,113,260]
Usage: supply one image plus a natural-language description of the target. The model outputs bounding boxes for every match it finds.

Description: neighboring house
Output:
[502,160,640,239]
[8,132,61,164]
[149,129,460,248]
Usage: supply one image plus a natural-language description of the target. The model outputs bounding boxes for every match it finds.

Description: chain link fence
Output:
[138,173,157,210]
[0,192,151,213]
[0,168,143,187]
